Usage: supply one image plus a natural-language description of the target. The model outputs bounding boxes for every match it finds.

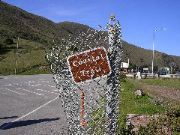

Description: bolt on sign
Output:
[67,47,111,83]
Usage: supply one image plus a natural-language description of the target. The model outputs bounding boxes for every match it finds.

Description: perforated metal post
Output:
[106,15,123,135]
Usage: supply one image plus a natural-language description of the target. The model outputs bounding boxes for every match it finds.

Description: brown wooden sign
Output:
[67,47,111,83]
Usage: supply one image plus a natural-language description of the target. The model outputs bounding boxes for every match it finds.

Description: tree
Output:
[154,65,158,73]
[0,43,3,49]
[4,38,14,45]
[169,62,177,73]
[129,63,137,70]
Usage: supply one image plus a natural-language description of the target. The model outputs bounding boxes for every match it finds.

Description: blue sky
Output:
[4,0,180,56]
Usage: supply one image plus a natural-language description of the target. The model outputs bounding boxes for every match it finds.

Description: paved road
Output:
[0,74,68,135]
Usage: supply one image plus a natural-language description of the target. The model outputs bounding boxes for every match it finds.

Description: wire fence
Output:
[46,16,123,135]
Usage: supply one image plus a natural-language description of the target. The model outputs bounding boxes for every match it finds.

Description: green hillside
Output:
[0,2,56,44]
[0,1,179,75]
[0,1,93,75]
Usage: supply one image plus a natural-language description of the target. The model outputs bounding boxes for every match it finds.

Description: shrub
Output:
[120,72,127,82]
[138,106,180,135]
[4,38,14,45]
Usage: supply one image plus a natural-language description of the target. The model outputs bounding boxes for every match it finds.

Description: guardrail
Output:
[126,73,180,79]
[160,74,180,79]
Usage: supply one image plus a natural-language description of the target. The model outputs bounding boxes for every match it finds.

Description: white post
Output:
[152,27,166,75]
[127,58,129,67]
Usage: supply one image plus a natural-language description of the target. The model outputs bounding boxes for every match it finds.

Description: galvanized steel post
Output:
[106,15,123,135]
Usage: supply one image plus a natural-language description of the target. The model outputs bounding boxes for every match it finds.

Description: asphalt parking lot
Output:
[0,74,68,135]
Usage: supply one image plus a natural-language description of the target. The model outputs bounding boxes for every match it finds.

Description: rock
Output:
[137,72,142,79]
[135,89,144,96]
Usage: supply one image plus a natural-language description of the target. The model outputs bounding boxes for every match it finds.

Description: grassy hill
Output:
[0,2,55,45]
[0,1,179,75]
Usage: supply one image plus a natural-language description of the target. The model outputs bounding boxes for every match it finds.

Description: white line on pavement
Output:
[30,84,41,87]
[48,85,56,88]
[52,89,59,92]
[4,84,12,86]
[18,88,43,96]
[0,96,59,129]
[0,91,8,95]
[36,89,58,94]
[40,81,50,83]
[4,88,25,95]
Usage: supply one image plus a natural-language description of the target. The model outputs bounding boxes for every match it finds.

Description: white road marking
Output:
[0,96,59,129]
[13,83,19,86]
[30,84,41,87]
[18,88,43,96]
[0,91,8,95]
[4,84,12,86]
[52,89,59,92]
[36,89,58,94]
[4,88,25,95]
[40,81,50,83]
[48,85,56,88]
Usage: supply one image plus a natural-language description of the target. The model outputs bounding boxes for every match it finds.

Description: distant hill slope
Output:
[0,1,179,74]
[0,2,54,42]
[0,1,93,45]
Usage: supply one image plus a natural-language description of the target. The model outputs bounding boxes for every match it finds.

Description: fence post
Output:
[106,15,123,135]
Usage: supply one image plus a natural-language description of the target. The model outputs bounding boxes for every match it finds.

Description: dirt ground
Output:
[141,83,180,103]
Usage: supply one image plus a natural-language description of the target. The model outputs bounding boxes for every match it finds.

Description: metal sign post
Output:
[106,15,123,135]
[80,90,87,127]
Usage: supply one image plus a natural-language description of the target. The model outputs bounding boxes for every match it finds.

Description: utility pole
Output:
[152,27,166,75]
[152,30,155,75]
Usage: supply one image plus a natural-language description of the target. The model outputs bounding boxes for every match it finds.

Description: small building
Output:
[121,59,129,73]
[142,68,149,73]
[158,67,170,75]
[121,59,129,69]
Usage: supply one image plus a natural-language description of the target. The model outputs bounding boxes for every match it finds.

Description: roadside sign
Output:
[67,47,111,83]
